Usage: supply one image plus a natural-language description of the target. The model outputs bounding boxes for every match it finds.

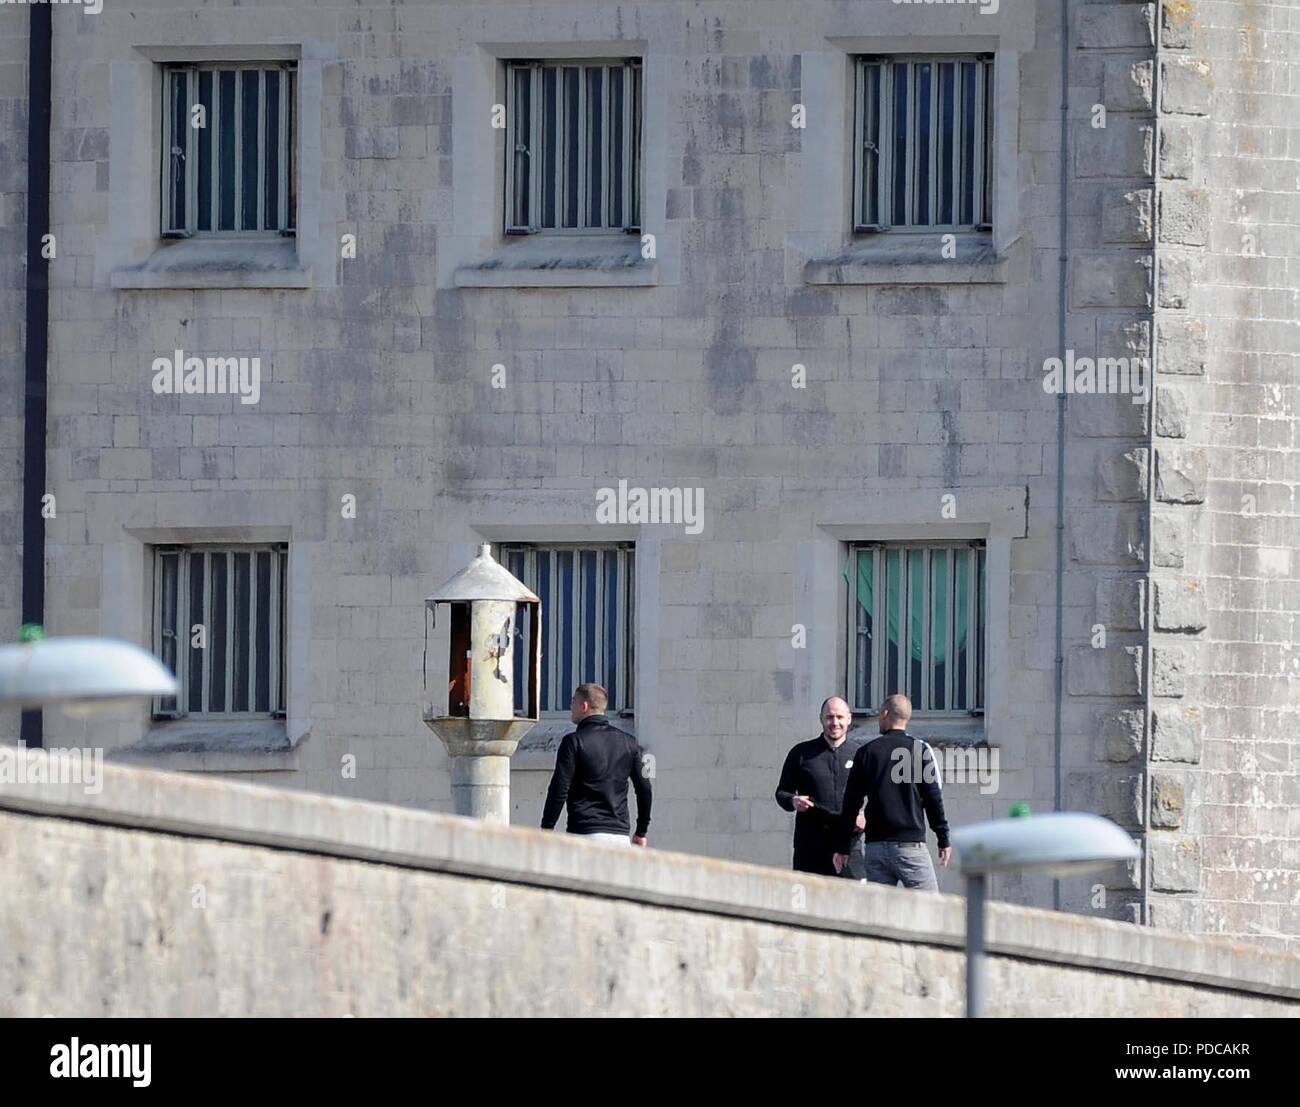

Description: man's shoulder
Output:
[788,735,825,757]
[856,731,904,757]
[579,718,637,744]
[869,730,928,757]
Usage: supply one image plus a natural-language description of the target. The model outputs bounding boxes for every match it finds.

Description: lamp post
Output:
[0,625,177,712]
[950,809,1140,1018]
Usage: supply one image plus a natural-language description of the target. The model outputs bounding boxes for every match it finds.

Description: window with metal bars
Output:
[500,544,635,716]
[504,59,642,234]
[152,545,288,719]
[161,63,296,237]
[848,543,985,716]
[853,55,993,232]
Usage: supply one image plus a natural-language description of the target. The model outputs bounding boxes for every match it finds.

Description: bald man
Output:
[774,697,866,878]
[833,694,951,891]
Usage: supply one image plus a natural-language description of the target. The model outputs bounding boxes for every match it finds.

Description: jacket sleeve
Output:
[919,742,951,850]
[630,741,653,838]
[774,746,799,812]
[540,732,576,830]
[836,756,868,854]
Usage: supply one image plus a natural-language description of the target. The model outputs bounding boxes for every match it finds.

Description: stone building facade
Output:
[0,1,1295,950]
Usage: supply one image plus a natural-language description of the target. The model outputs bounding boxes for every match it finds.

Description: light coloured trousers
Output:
[581,832,632,847]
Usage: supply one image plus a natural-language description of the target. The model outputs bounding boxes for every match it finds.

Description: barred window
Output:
[500,544,635,715]
[505,59,642,234]
[849,543,985,715]
[854,55,993,232]
[162,63,296,237]
[152,545,288,718]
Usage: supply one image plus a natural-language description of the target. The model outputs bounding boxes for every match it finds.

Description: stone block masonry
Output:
[0,755,1294,1016]
[0,0,1294,955]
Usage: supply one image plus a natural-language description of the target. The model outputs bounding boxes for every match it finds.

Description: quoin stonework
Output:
[0,0,1295,954]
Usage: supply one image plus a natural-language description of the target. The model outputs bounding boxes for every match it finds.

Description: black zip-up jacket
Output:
[775,734,866,862]
[835,730,950,853]
[541,715,652,837]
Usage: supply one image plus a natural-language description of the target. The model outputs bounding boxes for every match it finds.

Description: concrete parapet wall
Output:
[0,752,1294,1016]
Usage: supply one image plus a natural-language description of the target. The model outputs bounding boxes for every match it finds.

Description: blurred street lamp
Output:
[951,809,1140,1018]
[0,625,177,712]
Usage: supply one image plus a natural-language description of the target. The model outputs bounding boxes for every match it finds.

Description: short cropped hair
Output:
[573,683,609,712]
[881,693,913,721]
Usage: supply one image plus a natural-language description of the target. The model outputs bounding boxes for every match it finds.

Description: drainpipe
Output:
[1052,0,1073,911]
[21,6,52,749]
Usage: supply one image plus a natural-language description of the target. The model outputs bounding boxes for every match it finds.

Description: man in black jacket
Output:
[774,696,866,877]
[833,694,951,891]
[541,683,652,847]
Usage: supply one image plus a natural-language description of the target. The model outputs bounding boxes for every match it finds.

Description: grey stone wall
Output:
[0,756,1294,1016]
[0,1,1293,950]
[0,8,27,742]
[1145,0,1300,952]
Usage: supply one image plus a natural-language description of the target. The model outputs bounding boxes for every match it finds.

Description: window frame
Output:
[498,542,636,718]
[847,540,986,718]
[852,53,994,235]
[503,57,643,237]
[160,61,298,240]
[151,543,289,721]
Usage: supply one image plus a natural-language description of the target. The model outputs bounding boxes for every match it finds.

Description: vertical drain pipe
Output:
[21,5,52,749]
[1052,0,1074,911]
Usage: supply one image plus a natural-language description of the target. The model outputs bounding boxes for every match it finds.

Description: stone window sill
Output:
[111,236,312,290]
[805,234,1009,286]
[455,236,658,288]
[110,717,300,774]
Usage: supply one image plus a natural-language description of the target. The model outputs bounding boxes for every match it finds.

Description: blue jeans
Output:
[863,841,939,891]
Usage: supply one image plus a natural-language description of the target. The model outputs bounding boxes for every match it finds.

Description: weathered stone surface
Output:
[1075,122,1154,179]
[1150,837,1201,893]
[1158,122,1196,180]
[1068,645,1143,697]
[1098,447,1149,501]
[1151,773,1185,828]
[1161,57,1213,116]
[1158,252,1193,308]
[1157,318,1208,375]
[1151,512,1186,568]
[1158,188,1210,246]
[1148,894,1202,933]
[1153,576,1207,632]
[1151,644,1193,698]
[1160,0,1199,50]
[1154,384,1189,437]
[1072,393,1150,438]
[0,759,1294,1017]
[1096,576,1145,632]
[1070,510,1147,565]
[6,0,1299,963]
[1098,318,1152,359]
[1155,447,1208,503]
[1067,770,1144,828]
[1096,706,1145,763]
[1077,3,1156,49]
[1103,188,1153,244]
[1151,706,1202,763]
[1103,58,1154,111]
[1072,254,1153,308]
